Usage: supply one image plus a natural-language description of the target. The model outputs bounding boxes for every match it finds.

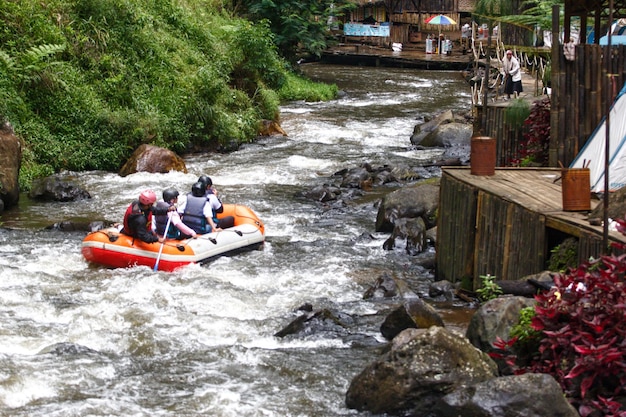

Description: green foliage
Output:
[476,274,503,302]
[0,0,334,185]
[500,0,565,31]
[504,98,530,129]
[509,306,539,342]
[236,0,355,62]
[473,0,514,24]
[547,237,579,272]
[279,72,338,102]
[509,96,551,167]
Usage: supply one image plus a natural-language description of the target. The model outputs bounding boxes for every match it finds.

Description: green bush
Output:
[476,274,502,302]
[279,72,338,102]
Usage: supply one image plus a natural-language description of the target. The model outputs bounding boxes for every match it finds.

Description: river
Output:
[0,63,472,416]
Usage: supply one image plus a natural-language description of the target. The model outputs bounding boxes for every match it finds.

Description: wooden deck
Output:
[321,44,471,70]
[437,167,626,288]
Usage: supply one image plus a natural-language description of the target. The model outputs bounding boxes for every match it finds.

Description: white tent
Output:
[570,81,626,193]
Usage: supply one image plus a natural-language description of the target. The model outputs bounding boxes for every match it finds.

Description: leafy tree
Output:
[499,0,564,33]
[232,0,354,62]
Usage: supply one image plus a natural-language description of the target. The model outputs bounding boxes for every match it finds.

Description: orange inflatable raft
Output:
[81,204,265,272]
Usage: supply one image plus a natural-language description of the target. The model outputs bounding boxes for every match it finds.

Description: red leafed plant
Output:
[491,217,626,417]
[509,96,551,167]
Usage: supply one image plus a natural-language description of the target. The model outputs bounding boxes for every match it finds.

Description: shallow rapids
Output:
[0,63,471,416]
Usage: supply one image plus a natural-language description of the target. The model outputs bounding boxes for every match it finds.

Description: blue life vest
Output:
[182,194,210,233]
[154,201,181,239]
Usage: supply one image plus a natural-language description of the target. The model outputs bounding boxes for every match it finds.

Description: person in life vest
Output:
[197,175,235,229]
[178,182,221,234]
[153,188,198,239]
[121,189,173,243]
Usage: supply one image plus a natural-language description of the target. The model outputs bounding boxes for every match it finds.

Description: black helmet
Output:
[162,188,179,202]
[191,181,205,197]
[198,175,212,189]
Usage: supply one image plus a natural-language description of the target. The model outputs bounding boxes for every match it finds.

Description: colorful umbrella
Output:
[425,14,457,26]
[426,15,457,53]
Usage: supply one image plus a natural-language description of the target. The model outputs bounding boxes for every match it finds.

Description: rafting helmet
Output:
[198,175,212,189]
[139,189,157,205]
[191,181,205,197]
[162,188,179,203]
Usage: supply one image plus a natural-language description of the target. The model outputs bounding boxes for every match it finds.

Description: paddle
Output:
[153,214,173,271]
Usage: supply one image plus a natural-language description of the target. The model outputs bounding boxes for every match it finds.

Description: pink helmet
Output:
[138,189,157,205]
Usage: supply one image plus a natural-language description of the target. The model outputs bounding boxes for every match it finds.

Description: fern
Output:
[2,43,66,86]
[21,44,67,66]
[0,49,15,68]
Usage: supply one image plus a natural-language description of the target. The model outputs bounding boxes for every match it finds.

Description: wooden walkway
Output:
[321,44,471,70]
[437,167,626,288]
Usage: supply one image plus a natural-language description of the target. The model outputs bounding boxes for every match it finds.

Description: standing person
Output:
[154,188,198,239]
[503,49,523,100]
[461,23,470,50]
[178,182,221,235]
[197,175,235,229]
[121,189,171,243]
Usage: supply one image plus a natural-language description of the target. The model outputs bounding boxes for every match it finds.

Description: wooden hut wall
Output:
[420,0,457,12]
[390,23,410,44]
[550,44,626,167]
[578,231,607,263]
[473,192,546,288]
[475,105,525,166]
[438,170,547,288]
[437,172,477,285]
[350,5,387,23]
[389,11,420,25]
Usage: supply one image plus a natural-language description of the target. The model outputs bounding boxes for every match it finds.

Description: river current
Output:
[0,64,472,416]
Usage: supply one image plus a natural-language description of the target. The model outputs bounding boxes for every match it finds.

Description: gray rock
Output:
[419,122,473,148]
[410,110,454,145]
[345,326,498,415]
[437,373,580,417]
[466,296,536,354]
[375,182,440,232]
[383,216,427,255]
[29,173,91,202]
[380,296,445,340]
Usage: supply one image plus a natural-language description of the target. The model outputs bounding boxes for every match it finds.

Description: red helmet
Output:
[138,189,157,205]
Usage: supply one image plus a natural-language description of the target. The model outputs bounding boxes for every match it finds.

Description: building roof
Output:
[566,0,626,17]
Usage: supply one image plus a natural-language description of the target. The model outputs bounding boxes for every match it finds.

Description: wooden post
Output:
[549,5,561,166]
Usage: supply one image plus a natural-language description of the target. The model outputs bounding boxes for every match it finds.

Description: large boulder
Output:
[410,110,454,145]
[382,216,428,255]
[436,373,580,417]
[29,173,91,202]
[380,295,445,340]
[258,119,287,136]
[345,326,498,415]
[119,144,187,177]
[375,182,440,232]
[418,122,473,148]
[465,296,536,355]
[0,121,22,210]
